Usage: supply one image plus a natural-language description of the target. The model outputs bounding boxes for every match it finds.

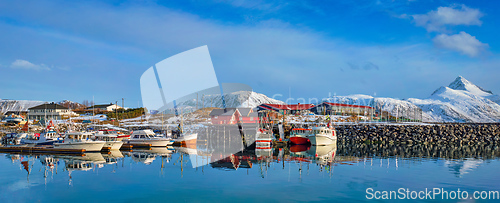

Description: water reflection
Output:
[1,132,499,185]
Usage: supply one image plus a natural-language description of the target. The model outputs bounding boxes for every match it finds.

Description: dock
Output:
[121,143,151,148]
[0,146,86,154]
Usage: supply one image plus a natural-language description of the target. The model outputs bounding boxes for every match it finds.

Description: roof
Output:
[88,103,117,109]
[209,108,235,117]
[28,103,69,110]
[209,108,255,117]
[322,102,374,109]
[259,103,315,111]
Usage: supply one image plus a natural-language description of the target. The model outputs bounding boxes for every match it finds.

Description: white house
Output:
[87,103,122,112]
[28,102,79,120]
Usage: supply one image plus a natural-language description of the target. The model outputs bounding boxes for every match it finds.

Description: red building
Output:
[209,108,258,125]
[257,103,315,115]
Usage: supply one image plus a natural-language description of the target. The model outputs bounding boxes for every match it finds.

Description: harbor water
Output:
[1,141,499,202]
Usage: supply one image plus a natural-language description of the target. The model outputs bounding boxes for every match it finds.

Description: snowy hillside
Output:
[326,94,424,120]
[1,99,84,115]
[326,76,500,123]
[0,99,45,115]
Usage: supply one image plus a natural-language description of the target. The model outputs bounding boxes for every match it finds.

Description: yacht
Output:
[307,126,337,146]
[54,132,105,152]
[128,129,173,147]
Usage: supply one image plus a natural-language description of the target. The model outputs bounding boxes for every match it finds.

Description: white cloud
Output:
[433,31,488,57]
[10,59,51,71]
[412,5,483,32]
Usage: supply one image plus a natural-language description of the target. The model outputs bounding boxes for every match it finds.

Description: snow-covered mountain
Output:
[325,94,424,120]
[177,91,285,109]
[0,99,45,115]
[0,99,84,115]
[409,77,500,122]
[327,76,500,122]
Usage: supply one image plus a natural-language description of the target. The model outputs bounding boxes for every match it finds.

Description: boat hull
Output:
[308,135,337,146]
[54,141,105,152]
[175,133,197,148]
[127,139,173,147]
[104,141,124,150]
[21,139,61,146]
[290,136,310,145]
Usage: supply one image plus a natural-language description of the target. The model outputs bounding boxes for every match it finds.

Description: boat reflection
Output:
[126,147,174,165]
[102,150,124,165]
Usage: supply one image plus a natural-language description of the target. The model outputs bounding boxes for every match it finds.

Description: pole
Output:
[122,98,124,124]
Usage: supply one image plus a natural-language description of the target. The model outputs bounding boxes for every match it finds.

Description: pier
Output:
[0,146,86,154]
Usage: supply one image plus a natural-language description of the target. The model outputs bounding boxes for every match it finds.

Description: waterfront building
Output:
[87,103,122,112]
[209,108,258,125]
[28,102,78,120]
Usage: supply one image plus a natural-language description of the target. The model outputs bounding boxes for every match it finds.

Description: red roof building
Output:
[209,108,258,125]
[311,102,374,116]
[257,103,315,114]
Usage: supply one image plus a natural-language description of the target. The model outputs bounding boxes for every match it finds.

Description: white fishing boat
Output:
[54,132,105,152]
[128,129,173,147]
[307,126,337,146]
[94,129,126,150]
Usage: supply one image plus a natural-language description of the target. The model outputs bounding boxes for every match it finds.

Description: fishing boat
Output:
[94,129,127,150]
[307,126,337,146]
[128,129,173,147]
[290,128,311,145]
[54,132,105,152]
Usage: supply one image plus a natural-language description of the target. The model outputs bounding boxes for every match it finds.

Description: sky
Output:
[0,0,499,107]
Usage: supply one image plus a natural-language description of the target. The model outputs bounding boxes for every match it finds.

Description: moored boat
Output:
[174,132,198,148]
[94,129,126,150]
[21,130,63,146]
[128,129,173,147]
[54,132,105,152]
[307,126,337,146]
[289,128,311,145]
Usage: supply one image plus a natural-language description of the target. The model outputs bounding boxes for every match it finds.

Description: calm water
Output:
[1,141,499,202]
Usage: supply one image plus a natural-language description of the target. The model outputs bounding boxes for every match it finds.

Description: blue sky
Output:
[0,0,499,106]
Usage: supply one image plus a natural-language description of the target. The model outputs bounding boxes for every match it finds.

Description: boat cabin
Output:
[65,132,92,141]
[291,128,312,136]
[131,130,156,139]
[311,127,333,135]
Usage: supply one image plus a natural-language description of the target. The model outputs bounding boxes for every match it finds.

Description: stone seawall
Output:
[336,123,500,145]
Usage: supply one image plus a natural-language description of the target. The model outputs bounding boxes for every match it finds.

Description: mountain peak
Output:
[447,76,493,96]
